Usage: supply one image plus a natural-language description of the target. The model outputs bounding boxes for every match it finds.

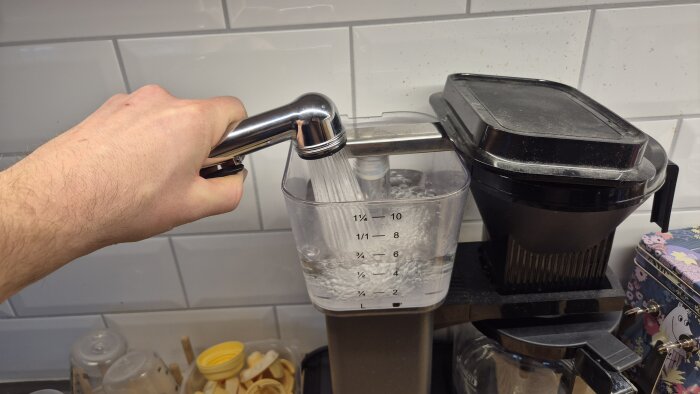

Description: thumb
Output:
[195,169,248,217]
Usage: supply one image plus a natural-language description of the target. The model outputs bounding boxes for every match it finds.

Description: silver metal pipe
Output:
[345,122,453,157]
[202,93,345,169]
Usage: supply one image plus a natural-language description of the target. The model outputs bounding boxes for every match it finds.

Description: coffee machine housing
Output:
[431,74,676,293]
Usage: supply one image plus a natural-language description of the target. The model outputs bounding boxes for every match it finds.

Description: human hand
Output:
[1,85,247,265]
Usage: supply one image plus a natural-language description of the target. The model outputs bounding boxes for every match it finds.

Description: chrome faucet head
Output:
[204,93,345,170]
[291,93,346,160]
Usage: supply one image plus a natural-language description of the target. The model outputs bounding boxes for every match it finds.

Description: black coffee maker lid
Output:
[430,74,668,198]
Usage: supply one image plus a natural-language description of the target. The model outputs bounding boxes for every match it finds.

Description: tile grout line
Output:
[668,118,685,158]
[100,314,109,328]
[220,0,232,29]
[0,151,31,157]
[466,0,471,14]
[636,206,700,214]
[272,306,282,339]
[576,9,596,90]
[111,39,132,93]
[348,27,358,120]
[451,0,697,16]
[152,205,700,239]
[1,0,697,47]
[4,302,316,320]
[246,156,266,230]
[164,227,292,238]
[3,112,693,159]
[6,298,18,317]
[168,237,192,308]
[627,114,699,122]
[0,29,230,47]
[161,218,490,239]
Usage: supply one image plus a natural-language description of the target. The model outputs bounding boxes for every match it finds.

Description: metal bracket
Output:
[575,348,637,394]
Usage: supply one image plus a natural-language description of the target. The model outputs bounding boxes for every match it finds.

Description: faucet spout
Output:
[202,93,345,170]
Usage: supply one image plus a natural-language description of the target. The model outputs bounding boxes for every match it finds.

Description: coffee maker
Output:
[203,73,678,394]
[296,74,678,394]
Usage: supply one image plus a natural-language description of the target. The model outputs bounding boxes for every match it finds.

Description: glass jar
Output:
[454,326,577,394]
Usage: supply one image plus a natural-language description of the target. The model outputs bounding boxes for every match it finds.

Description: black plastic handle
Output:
[200,159,245,179]
[651,160,679,232]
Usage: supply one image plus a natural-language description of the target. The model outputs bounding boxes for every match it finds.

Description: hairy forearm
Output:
[0,163,97,301]
[0,86,248,301]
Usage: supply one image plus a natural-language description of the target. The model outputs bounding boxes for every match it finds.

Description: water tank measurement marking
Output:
[354,233,401,239]
[356,271,394,277]
[354,251,401,259]
[352,213,403,221]
[349,211,409,308]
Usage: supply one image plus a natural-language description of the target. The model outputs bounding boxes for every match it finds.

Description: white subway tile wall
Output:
[353,11,590,116]
[172,231,308,308]
[0,302,14,318]
[0,155,23,171]
[0,0,225,42]
[104,307,277,368]
[462,192,482,222]
[672,118,700,209]
[11,238,187,316]
[0,315,104,380]
[225,0,467,28]
[0,0,699,381]
[276,304,327,354]
[459,221,485,243]
[470,0,660,13]
[0,41,125,152]
[580,4,700,118]
[117,28,352,115]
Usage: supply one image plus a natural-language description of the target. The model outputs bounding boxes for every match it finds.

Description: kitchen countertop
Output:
[0,379,70,394]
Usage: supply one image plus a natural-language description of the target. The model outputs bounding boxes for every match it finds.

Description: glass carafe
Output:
[454,326,580,394]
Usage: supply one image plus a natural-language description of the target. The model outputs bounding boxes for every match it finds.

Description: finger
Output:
[189,169,248,218]
[201,96,248,147]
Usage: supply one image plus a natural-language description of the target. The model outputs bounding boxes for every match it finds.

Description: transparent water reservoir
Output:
[282,127,469,312]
